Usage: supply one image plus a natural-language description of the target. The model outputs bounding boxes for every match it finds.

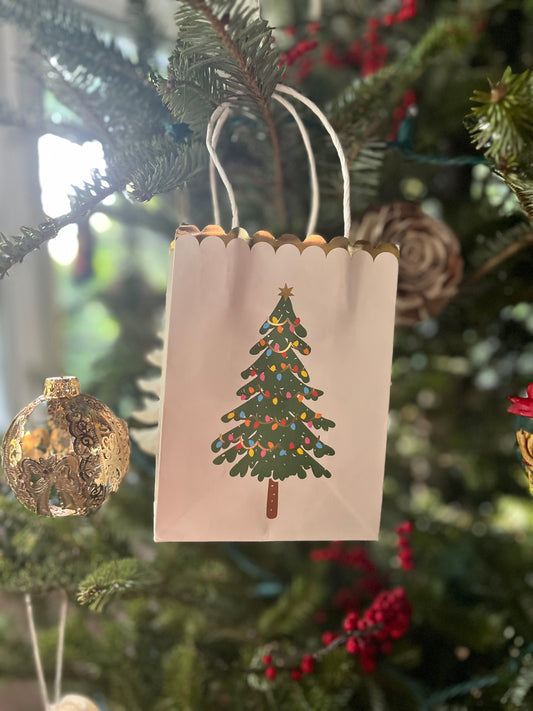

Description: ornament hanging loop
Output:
[25,590,69,711]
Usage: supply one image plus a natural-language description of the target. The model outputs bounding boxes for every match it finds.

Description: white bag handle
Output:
[206,84,351,239]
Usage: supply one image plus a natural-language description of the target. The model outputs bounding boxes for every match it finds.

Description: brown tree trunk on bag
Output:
[266,479,278,519]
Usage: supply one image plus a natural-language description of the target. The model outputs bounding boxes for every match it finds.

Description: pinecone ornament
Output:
[353,203,463,326]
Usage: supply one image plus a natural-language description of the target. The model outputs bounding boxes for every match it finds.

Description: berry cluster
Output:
[278,0,418,81]
[310,541,376,572]
[343,587,411,673]
[381,0,418,26]
[261,536,413,681]
[262,653,315,682]
[395,520,414,570]
[311,542,382,611]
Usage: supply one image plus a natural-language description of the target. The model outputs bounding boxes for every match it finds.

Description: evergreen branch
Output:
[462,232,533,287]
[466,68,533,218]
[0,0,175,153]
[329,15,477,147]
[128,0,159,65]
[0,174,124,278]
[77,558,154,612]
[466,67,533,168]
[420,675,500,711]
[0,99,96,143]
[172,0,286,219]
[503,169,533,222]
[31,50,118,149]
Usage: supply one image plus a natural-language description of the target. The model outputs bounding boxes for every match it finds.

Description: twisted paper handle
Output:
[206,84,351,239]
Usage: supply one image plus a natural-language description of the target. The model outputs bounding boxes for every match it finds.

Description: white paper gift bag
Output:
[154,86,399,541]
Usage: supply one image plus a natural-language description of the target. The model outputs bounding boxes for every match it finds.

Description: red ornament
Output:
[508,383,533,417]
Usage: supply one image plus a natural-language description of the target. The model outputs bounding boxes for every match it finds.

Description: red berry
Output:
[300,655,315,674]
[265,666,277,680]
[284,26,296,37]
[290,669,303,681]
[395,520,414,534]
[323,44,346,67]
[367,18,380,31]
[306,21,321,34]
[321,630,338,646]
[343,611,358,631]
[382,13,395,26]
[262,654,272,665]
[346,637,358,654]
[396,6,416,21]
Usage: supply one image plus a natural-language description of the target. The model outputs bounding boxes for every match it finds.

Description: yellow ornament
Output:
[49,695,100,711]
[1,377,130,517]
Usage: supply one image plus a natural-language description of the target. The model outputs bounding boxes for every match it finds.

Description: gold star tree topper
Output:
[279,284,294,300]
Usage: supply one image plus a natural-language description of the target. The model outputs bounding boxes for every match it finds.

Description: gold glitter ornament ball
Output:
[1,377,130,517]
[49,695,100,711]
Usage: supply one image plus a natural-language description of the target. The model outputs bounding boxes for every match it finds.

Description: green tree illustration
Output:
[212,284,335,519]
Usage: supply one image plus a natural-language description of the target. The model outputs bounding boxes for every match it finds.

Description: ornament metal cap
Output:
[43,376,81,399]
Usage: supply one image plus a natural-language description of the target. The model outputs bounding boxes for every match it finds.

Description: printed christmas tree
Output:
[212,284,335,519]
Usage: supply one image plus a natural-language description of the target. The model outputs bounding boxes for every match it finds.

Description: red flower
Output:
[508,383,533,417]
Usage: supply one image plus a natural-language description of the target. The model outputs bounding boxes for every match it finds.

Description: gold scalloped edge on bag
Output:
[171,224,399,260]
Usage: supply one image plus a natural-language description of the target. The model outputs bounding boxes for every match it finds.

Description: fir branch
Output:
[0,173,123,278]
[172,0,286,220]
[503,169,533,222]
[114,137,204,202]
[420,674,499,711]
[466,68,533,218]
[462,232,533,287]
[466,67,533,169]
[329,15,477,147]
[501,652,533,709]
[128,0,159,65]
[77,558,154,612]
